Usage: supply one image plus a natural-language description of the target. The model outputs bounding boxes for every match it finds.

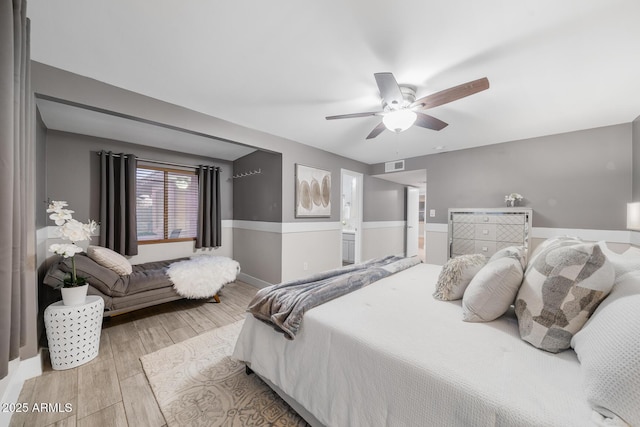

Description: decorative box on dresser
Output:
[448,208,533,259]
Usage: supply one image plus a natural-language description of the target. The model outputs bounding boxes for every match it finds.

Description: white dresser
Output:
[448,208,533,259]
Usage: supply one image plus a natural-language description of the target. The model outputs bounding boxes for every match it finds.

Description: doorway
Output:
[406,187,420,257]
[341,169,363,265]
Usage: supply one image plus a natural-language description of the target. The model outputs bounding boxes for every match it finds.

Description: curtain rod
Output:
[96,152,222,171]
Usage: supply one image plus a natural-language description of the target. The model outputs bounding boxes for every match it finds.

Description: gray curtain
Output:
[99,151,138,255]
[0,0,38,379]
[196,166,221,248]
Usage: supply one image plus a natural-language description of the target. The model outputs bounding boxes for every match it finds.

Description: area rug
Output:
[140,320,308,426]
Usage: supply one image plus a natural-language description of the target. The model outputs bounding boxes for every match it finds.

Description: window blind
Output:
[136,166,199,241]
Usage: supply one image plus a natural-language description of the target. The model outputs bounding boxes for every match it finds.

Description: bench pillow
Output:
[43,254,124,296]
[87,245,132,275]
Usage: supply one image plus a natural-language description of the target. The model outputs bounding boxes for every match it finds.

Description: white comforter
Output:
[233,263,596,427]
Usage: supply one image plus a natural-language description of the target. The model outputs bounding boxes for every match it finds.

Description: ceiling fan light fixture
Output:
[382,109,417,133]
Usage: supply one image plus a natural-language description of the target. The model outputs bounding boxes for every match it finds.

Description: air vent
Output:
[385,160,405,173]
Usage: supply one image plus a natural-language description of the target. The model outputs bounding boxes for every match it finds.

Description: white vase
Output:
[61,284,89,306]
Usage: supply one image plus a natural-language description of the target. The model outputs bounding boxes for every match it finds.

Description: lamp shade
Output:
[382,109,417,133]
[627,202,640,230]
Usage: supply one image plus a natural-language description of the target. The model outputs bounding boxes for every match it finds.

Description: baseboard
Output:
[0,353,43,427]
[236,272,273,289]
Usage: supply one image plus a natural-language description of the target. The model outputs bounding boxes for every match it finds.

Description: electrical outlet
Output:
[429,209,436,217]
[303,262,308,271]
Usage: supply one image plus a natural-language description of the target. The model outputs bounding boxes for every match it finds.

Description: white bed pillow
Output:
[433,254,486,301]
[87,245,132,275]
[571,271,640,426]
[489,245,527,270]
[462,256,524,322]
[596,242,640,280]
[515,241,615,353]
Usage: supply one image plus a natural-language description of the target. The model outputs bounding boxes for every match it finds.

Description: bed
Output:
[233,261,624,427]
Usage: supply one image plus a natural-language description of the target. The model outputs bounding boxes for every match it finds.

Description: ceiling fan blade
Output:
[325,111,381,120]
[414,112,448,131]
[374,72,404,108]
[410,77,489,110]
[366,122,387,139]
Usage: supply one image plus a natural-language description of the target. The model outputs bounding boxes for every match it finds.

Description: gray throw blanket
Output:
[247,255,421,339]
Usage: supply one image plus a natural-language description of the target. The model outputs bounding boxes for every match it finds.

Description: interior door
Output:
[341,169,363,264]
[406,187,419,257]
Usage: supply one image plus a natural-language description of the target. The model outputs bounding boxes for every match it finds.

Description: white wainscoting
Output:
[233,220,409,285]
[233,221,342,285]
[361,221,406,261]
[281,229,342,282]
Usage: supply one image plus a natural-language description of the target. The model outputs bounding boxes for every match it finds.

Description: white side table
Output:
[44,296,104,370]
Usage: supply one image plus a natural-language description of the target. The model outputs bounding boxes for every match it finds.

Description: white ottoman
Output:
[44,296,104,370]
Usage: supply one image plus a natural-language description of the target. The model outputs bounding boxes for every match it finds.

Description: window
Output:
[136,166,199,243]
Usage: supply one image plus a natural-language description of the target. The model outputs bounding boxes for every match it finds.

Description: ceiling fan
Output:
[326,73,489,139]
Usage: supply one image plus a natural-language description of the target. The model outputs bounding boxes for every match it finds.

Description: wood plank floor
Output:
[9,281,258,427]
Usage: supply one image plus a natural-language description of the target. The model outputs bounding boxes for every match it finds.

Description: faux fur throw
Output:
[167,255,240,299]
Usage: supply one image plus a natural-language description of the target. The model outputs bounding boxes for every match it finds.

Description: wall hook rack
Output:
[232,168,261,179]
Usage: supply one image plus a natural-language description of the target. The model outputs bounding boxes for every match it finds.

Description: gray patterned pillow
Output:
[433,254,487,301]
[527,236,583,270]
[515,241,615,353]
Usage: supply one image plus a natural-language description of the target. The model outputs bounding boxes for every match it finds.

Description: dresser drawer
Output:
[474,214,497,224]
[474,224,496,241]
[448,208,532,259]
[452,222,475,239]
[452,213,475,224]
[451,238,476,256]
[496,224,526,243]
[495,214,526,225]
[475,241,497,257]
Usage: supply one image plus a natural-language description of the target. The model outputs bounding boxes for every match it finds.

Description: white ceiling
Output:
[27,0,640,165]
[36,98,256,161]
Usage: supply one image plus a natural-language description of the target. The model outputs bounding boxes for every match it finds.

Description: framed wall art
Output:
[295,164,331,217]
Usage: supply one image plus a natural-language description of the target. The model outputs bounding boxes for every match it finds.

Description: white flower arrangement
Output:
[504,193,524,207]
[47,201,97,287]
[504,193,524,203]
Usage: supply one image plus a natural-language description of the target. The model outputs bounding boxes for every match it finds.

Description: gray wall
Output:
[44,130,233,223]
[30,62,376,225]
[35,111,47,228]
[363,176,406,222]
[233,150,282,222]
[278,144,371,223]
[633,115,640,201]
[372,124,632,230]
